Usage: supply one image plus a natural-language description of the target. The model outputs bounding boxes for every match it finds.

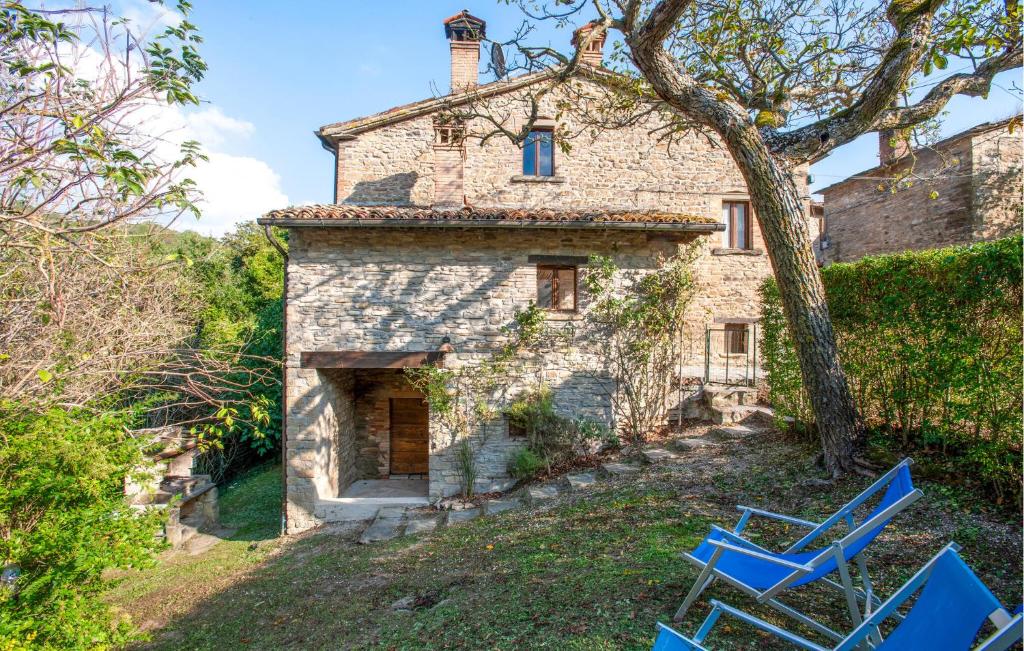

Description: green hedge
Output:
[761,236,1023,503]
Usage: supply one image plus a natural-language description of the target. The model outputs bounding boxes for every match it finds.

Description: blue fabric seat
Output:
[688,464,915,589]
[675,460,923,637]
[656,543,1024,651]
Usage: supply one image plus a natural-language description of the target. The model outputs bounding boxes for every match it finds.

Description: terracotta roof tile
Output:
[259,204,721,230]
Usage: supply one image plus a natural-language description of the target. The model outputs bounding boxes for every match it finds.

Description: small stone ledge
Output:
[510,175,566,184]
[711,247,764,256]
[544,311,582,322]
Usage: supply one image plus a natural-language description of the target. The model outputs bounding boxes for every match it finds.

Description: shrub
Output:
[508,448,546,480]
[0,405,164,648]
[760,236,1023,503]
[504,387,614,479]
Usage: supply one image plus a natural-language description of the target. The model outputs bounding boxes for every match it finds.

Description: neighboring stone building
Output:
[818,117,1023,263]
[259,11,816,533]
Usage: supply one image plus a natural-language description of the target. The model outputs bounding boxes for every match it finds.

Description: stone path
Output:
[355,416,772,544]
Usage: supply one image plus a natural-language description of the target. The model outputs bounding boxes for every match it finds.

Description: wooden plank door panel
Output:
[389,398,428,474]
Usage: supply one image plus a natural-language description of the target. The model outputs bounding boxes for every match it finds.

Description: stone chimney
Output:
[444,10,485,92]
[432,116,465,207]
[879,129,911,165]
[571,22,606,67]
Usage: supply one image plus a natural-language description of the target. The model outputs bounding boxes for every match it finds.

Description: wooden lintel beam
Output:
[300,350,447,369]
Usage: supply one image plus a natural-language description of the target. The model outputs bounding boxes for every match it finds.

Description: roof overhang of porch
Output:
[258,205,724,233]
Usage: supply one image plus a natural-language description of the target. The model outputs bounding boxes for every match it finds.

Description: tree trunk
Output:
[624,45,864,475]
[725,127,864,475]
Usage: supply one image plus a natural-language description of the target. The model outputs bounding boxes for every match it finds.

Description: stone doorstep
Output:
[376,506,409,519]
[358,517,406,544]
[564,472,597,490]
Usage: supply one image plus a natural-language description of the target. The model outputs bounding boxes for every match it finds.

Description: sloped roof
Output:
[258,204,722,232]
[317,66,618,147]
[817,116,1022,195]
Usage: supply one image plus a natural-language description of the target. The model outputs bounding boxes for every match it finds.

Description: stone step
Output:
[564,472,597,490]
[670,437,718,452]
[711,424,763,439]
[641,448,679,464]
[358,515,405,544]
[703,385,759,408]
[405,514,442,535]
[600,462,642,477]
[527,484,562,502]
[711,404,773,425]
[446,507,481,525]
[484,498,522,515]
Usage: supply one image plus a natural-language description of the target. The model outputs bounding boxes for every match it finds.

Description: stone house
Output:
[259,11,816,533]
[818,117,1023,263]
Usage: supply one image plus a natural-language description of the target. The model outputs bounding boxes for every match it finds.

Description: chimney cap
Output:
[444,9,486,41]
[571,21,604,47]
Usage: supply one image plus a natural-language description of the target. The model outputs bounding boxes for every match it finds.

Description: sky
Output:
[119,1,1022,236]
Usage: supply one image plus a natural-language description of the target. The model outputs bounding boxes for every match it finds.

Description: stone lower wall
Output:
[284,225,777,526]
[284,367,355,533]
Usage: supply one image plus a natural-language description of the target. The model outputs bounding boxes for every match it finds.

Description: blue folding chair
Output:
[654,543,1024,651]
[675,459,922,642]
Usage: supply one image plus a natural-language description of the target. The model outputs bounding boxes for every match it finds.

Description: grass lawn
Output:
[107,430,1022,650]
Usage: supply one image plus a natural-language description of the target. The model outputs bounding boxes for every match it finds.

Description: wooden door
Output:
[389,398,428,475]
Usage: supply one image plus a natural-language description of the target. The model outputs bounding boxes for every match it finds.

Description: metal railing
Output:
[703,324,758,387]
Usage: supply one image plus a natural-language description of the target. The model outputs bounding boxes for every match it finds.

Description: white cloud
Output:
[116,0,182,32]
[49,14,290,237]
[184,107,255,148]
[172,152,289,236]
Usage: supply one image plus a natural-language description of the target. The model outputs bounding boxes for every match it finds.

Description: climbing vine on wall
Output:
[404,305,553,497]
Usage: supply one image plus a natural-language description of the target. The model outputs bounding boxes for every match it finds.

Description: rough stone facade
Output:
[276,30,821,533]
[820,119,1022,263]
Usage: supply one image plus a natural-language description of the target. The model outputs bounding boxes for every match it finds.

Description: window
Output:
[724,323,749,354]
[722,201,752,250]
[523,129,554,177]
[507,418,526,439]
[536,265,576,311]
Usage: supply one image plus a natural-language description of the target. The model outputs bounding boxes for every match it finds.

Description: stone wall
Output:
[285,223,783,509]
[334,78,812,220]
[821,126,1023,263]
[284,366,354,533]
[970,128,1024,242]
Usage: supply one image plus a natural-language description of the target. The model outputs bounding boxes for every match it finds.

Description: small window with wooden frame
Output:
[722,200,753,250]
[523,128,555,177]
[536,265,576,312]
[724,323,749,354]
[433,116,464,147]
